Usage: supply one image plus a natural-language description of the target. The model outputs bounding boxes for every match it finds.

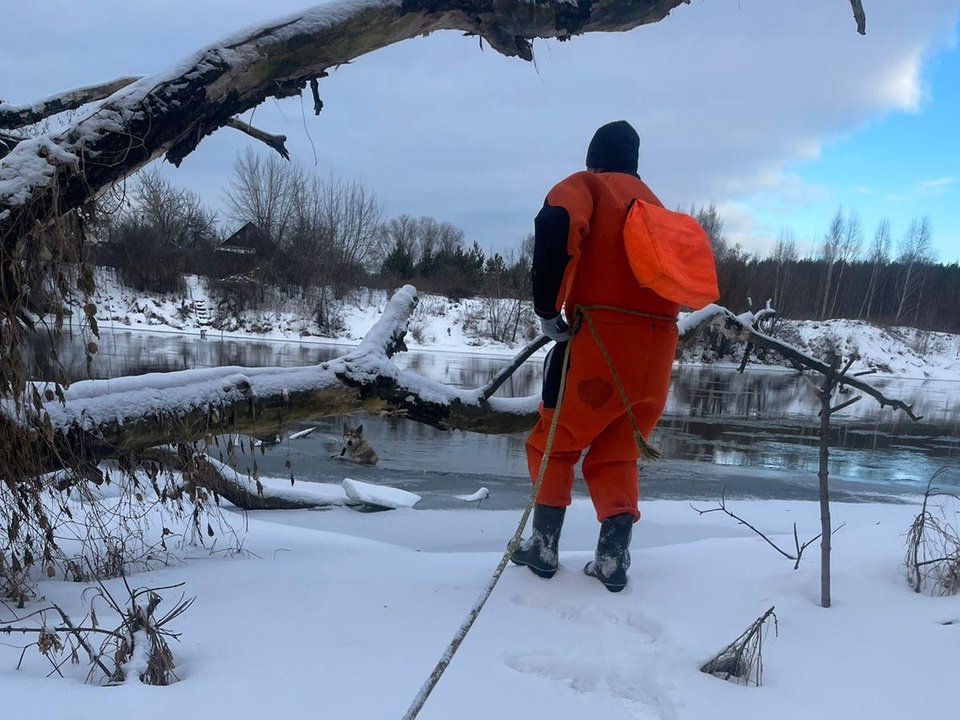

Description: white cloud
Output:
[916,177,958,195]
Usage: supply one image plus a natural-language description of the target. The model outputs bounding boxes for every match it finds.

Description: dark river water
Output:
[29,329,960,507]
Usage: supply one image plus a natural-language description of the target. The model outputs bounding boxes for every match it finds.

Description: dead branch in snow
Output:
[701,606,778,686]
[0,579,191,685]
[688,303,919,420]
[146,446,344,511]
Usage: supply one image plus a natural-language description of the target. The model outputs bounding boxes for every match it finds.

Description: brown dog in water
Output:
[334,424,379,466]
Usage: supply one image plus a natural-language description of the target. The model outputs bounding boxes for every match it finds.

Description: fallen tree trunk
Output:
[175,451,348,511]
[0,0,686,249]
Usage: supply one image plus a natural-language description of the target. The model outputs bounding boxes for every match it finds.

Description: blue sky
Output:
[3,0,960,263]
[744,33,960,262]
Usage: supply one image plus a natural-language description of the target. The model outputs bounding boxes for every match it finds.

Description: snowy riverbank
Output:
[83,270,960,381]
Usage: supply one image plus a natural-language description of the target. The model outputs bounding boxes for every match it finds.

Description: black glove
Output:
[539,315,571,342]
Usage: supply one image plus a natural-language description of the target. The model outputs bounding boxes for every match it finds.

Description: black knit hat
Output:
[585,120,640,174]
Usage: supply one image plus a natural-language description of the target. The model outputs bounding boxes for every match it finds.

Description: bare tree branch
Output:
[481,334,549,400]
[691,490,822,570]
[225,118,290,160]
[694,305,920,420]
[826,394,862,416]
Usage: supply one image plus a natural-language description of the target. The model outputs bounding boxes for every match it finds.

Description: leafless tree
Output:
[691,203,729,262]
[770,229,798,313]
[125,170,218,252]
[286,171,384,328]
[315,173,385,290]
[225,149,303,247]
[98,170,218,293]
[377,214,422,267]
[829,209,862,316]
[818,207,861,318]
[226,151,383,295]
[895,215,935,324]
[417,216,466,262]
[858,217,891,319]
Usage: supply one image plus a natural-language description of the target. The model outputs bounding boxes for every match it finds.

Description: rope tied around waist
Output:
[571,303,674,461]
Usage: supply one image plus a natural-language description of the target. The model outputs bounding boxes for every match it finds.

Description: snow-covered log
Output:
[1,286,540,477]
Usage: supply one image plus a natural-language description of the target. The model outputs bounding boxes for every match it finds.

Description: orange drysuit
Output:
[527,171,679,522]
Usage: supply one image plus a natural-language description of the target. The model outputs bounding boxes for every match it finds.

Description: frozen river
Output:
[30,328,960,508]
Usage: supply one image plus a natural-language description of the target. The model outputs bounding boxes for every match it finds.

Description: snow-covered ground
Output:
[4,269,957,719]
[3,492,958,719]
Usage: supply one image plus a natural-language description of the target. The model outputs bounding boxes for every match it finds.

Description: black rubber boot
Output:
[583,513,634,592]
[510,504,566,579]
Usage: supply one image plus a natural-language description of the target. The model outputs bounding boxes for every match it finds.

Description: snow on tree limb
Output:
[0,76,143,131]
[0,286,538,476]
[688,303,920,420]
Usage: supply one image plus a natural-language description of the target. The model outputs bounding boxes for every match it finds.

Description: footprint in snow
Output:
[504,650,678,720]
[509,587,665,643]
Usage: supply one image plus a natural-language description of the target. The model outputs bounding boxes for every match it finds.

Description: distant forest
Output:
[85,154,960,335]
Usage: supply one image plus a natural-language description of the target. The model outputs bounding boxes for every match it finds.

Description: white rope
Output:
[400,338,572,720]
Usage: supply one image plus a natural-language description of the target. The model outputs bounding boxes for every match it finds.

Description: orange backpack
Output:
[623,200,720,310]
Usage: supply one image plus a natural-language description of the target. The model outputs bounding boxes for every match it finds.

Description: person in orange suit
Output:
[511,120,680,592]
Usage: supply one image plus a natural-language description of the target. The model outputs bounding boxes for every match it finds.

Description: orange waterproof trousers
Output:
[525,309,677,521]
